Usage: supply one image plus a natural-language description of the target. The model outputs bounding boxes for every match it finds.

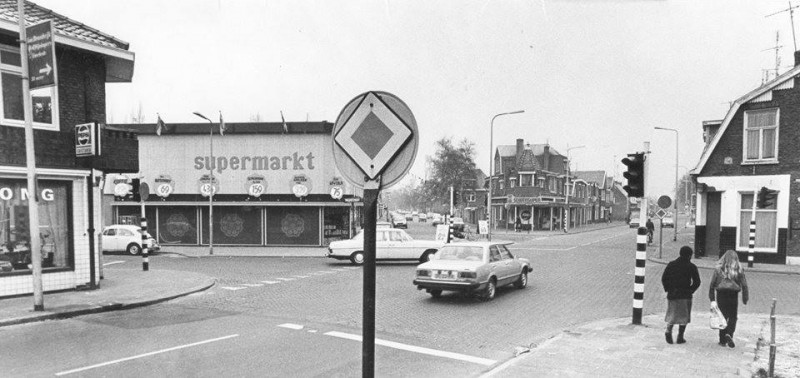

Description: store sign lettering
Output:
[193,152,316,174]
[0,187,55,201]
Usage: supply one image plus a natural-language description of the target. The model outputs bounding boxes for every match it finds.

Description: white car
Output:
[101,225,160,255]
[327,228,445,265]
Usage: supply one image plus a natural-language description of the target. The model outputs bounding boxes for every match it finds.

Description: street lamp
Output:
[488,110,524,241]
[655,126,679,241]
[564,145,585,233]
[194,111,215,255]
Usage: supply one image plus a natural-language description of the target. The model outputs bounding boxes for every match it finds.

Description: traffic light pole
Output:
[748,187,758,268]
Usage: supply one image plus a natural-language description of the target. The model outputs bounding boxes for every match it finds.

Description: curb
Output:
[0,278,216,328]
[646,257,800,276]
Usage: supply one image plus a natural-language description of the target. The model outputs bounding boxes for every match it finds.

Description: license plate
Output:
[435,270,456,279]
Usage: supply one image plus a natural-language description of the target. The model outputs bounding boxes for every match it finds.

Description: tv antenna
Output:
[766,1,800,52]
[761,31,783,83]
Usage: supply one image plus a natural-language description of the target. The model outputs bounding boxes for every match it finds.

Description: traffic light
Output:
[130,178,141,202]
[452,189,459,207]
[622,153,645,198]
[757,187,778,209]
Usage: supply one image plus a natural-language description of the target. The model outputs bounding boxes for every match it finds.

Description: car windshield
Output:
[436,246,483,261]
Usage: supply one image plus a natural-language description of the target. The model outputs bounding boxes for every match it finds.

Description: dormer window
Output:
[509,177,516,188]
[743,108,778,162]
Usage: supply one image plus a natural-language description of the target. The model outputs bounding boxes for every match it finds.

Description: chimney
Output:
[795,50,800,66]
[543,144,550,171]
[516,138,524,161]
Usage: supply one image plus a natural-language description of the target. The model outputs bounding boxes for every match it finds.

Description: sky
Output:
[33,0,800,197]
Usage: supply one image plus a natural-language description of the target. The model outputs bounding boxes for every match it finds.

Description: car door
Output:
[393,230,417,259]
[117,228,136,250]
[101,228,117,251]
[499,245,521,284]
[488,245,504,283]
[374,230,390,259]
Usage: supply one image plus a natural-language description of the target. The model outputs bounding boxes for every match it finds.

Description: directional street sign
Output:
[332,91,418,189]
[26,21,57,89]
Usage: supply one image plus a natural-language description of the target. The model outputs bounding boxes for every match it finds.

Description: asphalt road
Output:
[2,221,797,377]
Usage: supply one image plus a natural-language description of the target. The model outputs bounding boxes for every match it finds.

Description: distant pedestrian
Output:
[708,250,749,348]
[646,218,655,244]
[661,246,701,344]
[515,217,522,233]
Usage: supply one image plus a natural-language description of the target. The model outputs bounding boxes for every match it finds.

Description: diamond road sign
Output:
[332,91,418,189]
[655,208,667,219]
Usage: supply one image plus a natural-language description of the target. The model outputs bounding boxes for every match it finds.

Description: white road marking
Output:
[260,280,280,284]
[102,261,125,266]
[275,277,295,281]
[323,331,496,366]
[55,334,239,376]
[278,323,304,330]
[292,275,309,279]
[220,286,247,291]
[242,284,263,287]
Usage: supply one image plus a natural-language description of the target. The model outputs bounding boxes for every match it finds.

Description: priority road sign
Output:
[655,208,667,219]
[26,21,57,90]
[332,91,418,189]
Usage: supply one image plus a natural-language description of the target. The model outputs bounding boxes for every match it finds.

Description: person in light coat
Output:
[708,250,749,348]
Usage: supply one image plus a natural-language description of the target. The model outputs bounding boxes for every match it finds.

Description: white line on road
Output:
[260,280,280,284]
[55,334,239,376]
[278,323,304,330]
[220,286,247,291]
[323,331,497,366]
[102,261,125,266]
[241,284,263,287]
[292,275,309,279]
[275,277,295,281]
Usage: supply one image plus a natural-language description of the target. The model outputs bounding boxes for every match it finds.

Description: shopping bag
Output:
[709,301,727,330]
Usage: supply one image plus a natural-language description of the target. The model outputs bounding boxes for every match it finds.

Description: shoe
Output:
[725,334,735,348]
[676,336,686,344]
[718,341,726,346]
[665,332,673,344]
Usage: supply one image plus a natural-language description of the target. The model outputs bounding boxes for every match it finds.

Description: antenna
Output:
[761,31,783,83]
[766,1,800,52]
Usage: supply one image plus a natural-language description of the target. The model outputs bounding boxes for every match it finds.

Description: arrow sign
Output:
[26,21,57,89]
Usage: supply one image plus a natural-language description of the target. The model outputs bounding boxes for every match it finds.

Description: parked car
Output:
[101,225,160,255]
[391,215,407,229]
[418,213,428,222]
[430,213,443,226]
[662,216,674,228]
[377,221,393,228]
[414,241,531,300]
[327,228,444,265]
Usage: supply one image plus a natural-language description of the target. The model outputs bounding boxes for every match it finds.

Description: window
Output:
[0,46,58,129]
[466,192,476,202]
[537,176,545,188]
[521,174,533,187]
[489,246,501,262]
[499,179,504,190]
[738,192,778,252]
[548,177,555,192]
[743,109,778,161]
[509,178,516,188]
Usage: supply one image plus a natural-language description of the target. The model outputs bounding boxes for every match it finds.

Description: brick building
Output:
[0,3,136,296]
[692,52,800,265]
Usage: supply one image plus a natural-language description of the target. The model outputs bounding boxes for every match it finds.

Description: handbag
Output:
[709,301,727,330]
[717,275,741,292]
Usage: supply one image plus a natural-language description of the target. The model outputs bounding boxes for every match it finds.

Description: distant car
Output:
[414,241,532,300]
[405,213,414,221]
[327,228,444,265]
[377,221,393,228]
[391,215,408,229]
[431,214,443,226]
[662,216,674,228]
[418,213,428,222]
[101,225,160,255]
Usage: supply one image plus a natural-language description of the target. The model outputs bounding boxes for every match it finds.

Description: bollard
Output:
[140,217,149,271]
[769,298,777,377]
[447,213,454,243]
[748,219,755,268]
[632,227,647,324]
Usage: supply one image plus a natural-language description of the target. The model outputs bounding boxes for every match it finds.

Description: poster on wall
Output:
[329,177,344,200]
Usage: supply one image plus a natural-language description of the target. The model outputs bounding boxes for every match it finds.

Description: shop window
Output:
[0,179,72,273]
[0,47,58,130]
[156,206,197,244]
[266,206,320,246]
[324,206,351,245]
[201,206,262,245]
[743,108,778,162]
[737,192,777,252]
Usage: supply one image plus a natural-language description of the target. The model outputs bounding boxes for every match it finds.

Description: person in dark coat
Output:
[645,218,655,244]
[661,246,701,344]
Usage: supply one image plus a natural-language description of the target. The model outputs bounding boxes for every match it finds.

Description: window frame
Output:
[0,44,59,131]
[742,108,779,164]
[736,191,779,253]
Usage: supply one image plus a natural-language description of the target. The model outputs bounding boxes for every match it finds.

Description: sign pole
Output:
[362,178,380,377]
[17,0,44,311]
[748,187,757,268]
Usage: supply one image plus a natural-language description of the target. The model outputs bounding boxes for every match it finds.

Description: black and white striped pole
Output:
[140,217,149,271]
[748,188,758,268]
[632,226,647,325]
[448,186,454,243]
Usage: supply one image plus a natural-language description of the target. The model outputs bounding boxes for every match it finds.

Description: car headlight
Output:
[416,270,430,277]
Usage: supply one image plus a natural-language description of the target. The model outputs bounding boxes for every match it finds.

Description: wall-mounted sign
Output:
[75,122,100,157]
[112,175,132,197]
[154,174,174,198]
[329,177,344,200]
[198,174,219,197]
[291,174,312,198]
[520,210,531,220]
[246,174,267,198]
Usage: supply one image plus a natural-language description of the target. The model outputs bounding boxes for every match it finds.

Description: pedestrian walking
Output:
[514,216,522,233]
[708,250,749,348]
[645,218,655,244]
[661,246,701,344]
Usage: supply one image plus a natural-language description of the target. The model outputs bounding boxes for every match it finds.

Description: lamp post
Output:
[655,127,679,241]
[488,110,524,241]
[194,111,215,255]
[564,145,585,233]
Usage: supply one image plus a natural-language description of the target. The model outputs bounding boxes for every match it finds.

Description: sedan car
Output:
[101,225,160,255]
[327,228,444,265]
[391,215,407,229]
[662,216,674,228]
[413,241,532,300]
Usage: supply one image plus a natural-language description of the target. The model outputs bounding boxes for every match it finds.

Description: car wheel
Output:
[482,278,496,301]
[429,289,442,298]
[514,270,528,289]
[419,250,436,263]
[126,243,141,255]
[350,251,365,265]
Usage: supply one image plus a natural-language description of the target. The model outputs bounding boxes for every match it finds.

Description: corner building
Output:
[109,122,360,249]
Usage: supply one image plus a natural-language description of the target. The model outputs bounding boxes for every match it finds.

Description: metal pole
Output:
[487,110,524,241]
[749,187,757,268]
[193,112,215,255]
[769,298,777,377]
[673,131,679,241]
[632,226,647,324]
[17,0,43,311]
[361,179,380,377]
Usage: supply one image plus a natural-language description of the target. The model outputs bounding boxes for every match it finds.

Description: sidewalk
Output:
[0,268,215,328]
